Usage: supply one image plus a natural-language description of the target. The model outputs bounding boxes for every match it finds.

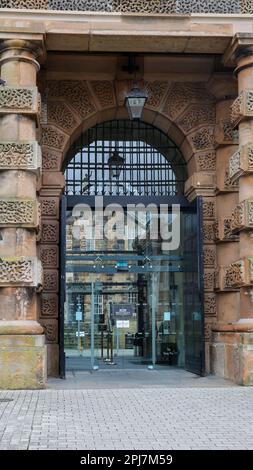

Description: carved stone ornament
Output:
[223,168,239,192]
[204,293,217,317]
[42,148,60,171]
[229,144,253,182]
[225,258,253,288]
[195,150,216,172]
[0,257,42,287]
[203,247,216,267]
[0,1,245,15]
[231,199,253,233]
[40,246,58,268]
[41,221,59,244]
[214,217,239,242]
[203,201,215,220]
[0,87,39,116]
[0,198,39,228]
[215,266,239,291]
[0,141,41,173]
[214,120,238,147]
[41,294,58,318]
[39,319,58,344]
[231,90,253,128]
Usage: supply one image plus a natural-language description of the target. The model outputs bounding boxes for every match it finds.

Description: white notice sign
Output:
[116,320,130,328]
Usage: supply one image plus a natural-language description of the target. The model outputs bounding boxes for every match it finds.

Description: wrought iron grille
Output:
[64,120,187,196]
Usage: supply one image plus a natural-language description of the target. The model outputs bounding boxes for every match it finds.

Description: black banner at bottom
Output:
[0,450,252,467]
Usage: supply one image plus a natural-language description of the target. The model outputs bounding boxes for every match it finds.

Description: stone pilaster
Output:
[0,38,46,389]
[211,34,253,385]
[39,169,64,377]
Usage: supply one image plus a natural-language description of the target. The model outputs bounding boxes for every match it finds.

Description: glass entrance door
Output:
[60,195,204,374]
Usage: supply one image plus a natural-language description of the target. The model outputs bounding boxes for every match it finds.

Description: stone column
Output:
[211,34,253,385]
[0,38,46,389]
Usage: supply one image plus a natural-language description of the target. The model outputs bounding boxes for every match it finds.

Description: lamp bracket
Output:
[122,55,139,75]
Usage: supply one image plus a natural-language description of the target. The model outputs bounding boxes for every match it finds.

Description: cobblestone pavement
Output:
[0,385,253,450]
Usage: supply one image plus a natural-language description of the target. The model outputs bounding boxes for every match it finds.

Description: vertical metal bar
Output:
[151,273,156,368]
[91,281,95,370]
[59,194,66,379]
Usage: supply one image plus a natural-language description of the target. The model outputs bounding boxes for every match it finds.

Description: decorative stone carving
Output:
[223,168,239,192]
[41,126,68,151]
[204,270,215,291]
[90,81,115,109]
[0,198,38,228]
[0,141,41,172]
[47,81,96,119]
[41,294,58,318]
[40,246,58,268]
[40,198,58,217]
[225,258,253,288]
[50,0,114,11]
[47,101,79,133]
[144,81,168,111]
[41,221,59,244]
[229,144,253,182]
[203,201,215,220]
[195,150,216,171]
[42,148,60,170]
[43,270,59,292]
[178,105,215,134]
[190,127,215,151]
[203,247,216,267]
[225,262,244,288]
[241,1,253,14]
[231,90,253,128]
[215,266,240,291]
[176,1,239,13]
[214,217,239,242]
[163,82,212,120]
[204,320,213,342]
[0,1,48,8]
[0,257,42,287]
[203,222,215,243]
[204,293,217,317]
[214,120,238,147]
[115,0,177,13]
[231,200,253,232]
[0,1,244,14]
[40,319,58,343]
[0,87,39,115]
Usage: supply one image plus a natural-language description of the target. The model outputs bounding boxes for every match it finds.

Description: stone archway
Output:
[39,78,220,376]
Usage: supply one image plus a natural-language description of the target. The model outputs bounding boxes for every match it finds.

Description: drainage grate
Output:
[0,398,14,403]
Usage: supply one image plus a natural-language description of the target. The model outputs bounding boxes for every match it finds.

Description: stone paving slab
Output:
[0,387,253,450]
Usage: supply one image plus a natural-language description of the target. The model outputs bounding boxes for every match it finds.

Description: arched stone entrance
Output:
[39,78,219,377]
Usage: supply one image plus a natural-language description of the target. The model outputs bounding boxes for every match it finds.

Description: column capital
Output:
[0,37,45,68]
[224,33,253,69]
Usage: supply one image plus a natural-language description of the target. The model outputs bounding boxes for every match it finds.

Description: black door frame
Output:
[59,194,204,377]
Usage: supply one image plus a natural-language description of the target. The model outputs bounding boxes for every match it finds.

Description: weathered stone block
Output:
[215,266,240,292]
[184,172,216,201]
[0,257,42,288]
[0,87,40,117]
[231,199,253,232]
[0,198,39,228]
[0,334,46,390]
[229,144,253,182]
[211,331,253,385]
[47,343,59,377]
[231,90,253,127]
[0,141,41,173]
